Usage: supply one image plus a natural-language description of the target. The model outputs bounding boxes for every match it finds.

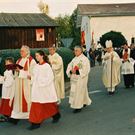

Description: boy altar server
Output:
[0,58,15,122]
[121,44,135,88]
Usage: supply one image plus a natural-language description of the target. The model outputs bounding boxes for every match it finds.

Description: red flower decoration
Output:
[74,66,79,71]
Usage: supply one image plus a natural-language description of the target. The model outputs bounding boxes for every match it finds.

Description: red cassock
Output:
[29,62,59,124]
[29,102,59,124]
[0,99,13,116]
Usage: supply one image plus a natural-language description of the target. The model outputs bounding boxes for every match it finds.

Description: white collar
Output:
[76,54,83,58]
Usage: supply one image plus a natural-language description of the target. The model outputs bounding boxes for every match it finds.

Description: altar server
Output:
[28,50,61,130]
[0,57,15,122]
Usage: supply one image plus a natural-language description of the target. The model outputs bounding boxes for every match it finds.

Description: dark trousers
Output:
[123,74,134,87]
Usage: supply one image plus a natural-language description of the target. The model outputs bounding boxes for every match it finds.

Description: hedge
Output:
[0,47,74,80]
[100,31,127,48]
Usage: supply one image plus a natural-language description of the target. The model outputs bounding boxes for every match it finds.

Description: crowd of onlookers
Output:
[83,43,135,68]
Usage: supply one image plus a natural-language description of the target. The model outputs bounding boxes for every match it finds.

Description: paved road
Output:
[0,65,135,135]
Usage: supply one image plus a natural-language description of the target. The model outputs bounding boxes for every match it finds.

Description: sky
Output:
[0,0,135,17]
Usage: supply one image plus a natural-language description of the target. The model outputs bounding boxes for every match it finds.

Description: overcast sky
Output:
[0,0,135,17]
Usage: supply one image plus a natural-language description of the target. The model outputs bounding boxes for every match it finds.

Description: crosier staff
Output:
[110,53,114,92]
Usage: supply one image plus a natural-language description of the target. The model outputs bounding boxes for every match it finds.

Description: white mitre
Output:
[105,40,113,48]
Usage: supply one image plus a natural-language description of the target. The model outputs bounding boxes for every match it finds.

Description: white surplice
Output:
[0,70,15,105]
[31,63,58,103]
[121,49,135,75]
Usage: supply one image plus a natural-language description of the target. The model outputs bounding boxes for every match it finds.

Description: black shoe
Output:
[0,116,9,122]
[125,86,130,88]
[108,92,115,95]
[52,113,61,123]
[27,123,40,130]
[73,109,82,113]
[8,118,19,125]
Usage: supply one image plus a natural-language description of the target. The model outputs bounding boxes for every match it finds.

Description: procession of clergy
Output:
[0,39,135,130]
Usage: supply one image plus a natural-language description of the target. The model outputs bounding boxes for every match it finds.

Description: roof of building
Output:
[77,3,135,27]
[0,13,58,27]
[78,3,135,16]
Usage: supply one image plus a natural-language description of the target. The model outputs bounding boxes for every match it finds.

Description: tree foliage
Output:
[55,15,72,38]
[100,31,127,48]
[55,8,81,49]
[70,8,81,49]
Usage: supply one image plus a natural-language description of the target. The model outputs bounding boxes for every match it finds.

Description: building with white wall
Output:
[77,3,135,48]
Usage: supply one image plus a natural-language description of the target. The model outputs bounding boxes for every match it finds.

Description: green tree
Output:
[55,15,72,38]
[55,8,81,49]
[100,31,127,48]
[69,8,81,49]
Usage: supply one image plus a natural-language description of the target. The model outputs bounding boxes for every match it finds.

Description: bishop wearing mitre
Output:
[102,40,121,95]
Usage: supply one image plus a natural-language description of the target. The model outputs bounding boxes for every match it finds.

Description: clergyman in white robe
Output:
[11,50,36,120]
[66,53,92,110]
[48,53,65,102]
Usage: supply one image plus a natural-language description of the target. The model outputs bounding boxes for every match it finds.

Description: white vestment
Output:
[49,53,65,100]
[11,56,36,119]
[31,63,58,103]
[102,51,121,92]
[121,49,135,75]
[0,70,15,105]
[66,54,92,109]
